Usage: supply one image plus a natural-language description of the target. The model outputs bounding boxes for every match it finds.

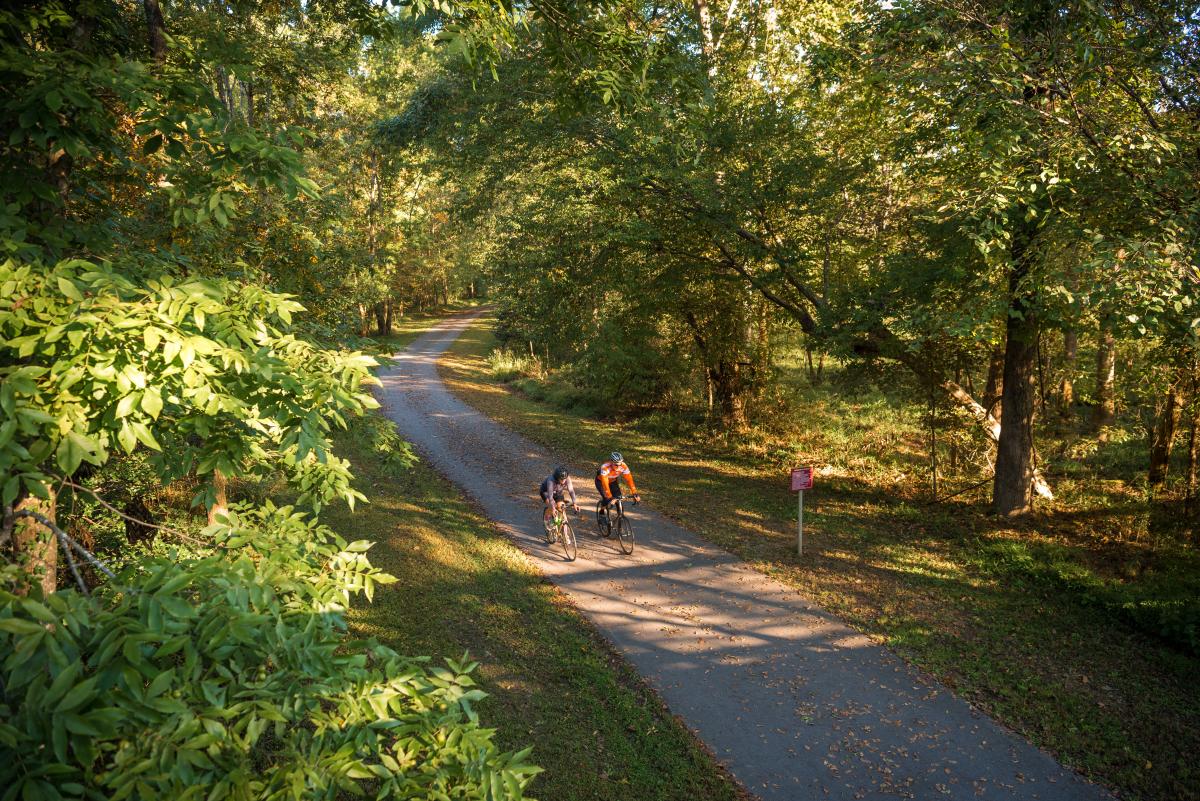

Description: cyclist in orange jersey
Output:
[595,451,640,512]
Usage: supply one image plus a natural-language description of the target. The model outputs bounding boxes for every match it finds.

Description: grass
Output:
[325,417,746,800]
[439,312,1200,801]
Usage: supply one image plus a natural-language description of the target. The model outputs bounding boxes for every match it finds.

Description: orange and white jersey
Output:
[596,461,637,496]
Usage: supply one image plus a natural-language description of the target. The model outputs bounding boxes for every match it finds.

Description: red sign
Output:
[790,466,813,492]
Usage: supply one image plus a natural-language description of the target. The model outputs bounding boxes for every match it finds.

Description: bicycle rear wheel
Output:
[616,512,634,554]
[560,521,577,561]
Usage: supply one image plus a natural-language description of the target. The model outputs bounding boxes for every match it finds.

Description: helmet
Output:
[553,466,569,482]
[610,452,624,464]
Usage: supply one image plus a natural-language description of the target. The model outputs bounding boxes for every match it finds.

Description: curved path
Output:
[377,311,1111,801]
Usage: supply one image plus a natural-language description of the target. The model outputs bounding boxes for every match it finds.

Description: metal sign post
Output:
[789,467,813,557]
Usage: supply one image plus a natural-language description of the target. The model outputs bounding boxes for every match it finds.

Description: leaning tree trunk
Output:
[993,224,1040,517]
[12,493,57,596]
[1091,329,1116,437]
[1149,377,1184,490]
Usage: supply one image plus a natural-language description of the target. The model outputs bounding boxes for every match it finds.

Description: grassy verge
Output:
[439,313,1200,801]
[326,424,746,800]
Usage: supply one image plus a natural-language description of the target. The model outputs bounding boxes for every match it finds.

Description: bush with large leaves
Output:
[0,257,377,513]
[0,505,539,800]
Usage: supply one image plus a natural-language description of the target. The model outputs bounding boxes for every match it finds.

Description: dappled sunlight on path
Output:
[377,310,1112,801]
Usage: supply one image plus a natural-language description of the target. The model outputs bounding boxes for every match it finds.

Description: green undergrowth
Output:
[439,313,1200,801]
[327,422,747,801]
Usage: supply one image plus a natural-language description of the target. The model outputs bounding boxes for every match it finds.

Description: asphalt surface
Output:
[376,310,1113,801]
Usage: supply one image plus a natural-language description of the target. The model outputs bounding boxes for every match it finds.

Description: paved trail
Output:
[377,311,1111,801]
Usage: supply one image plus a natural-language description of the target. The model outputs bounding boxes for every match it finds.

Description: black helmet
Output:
[610,451,624,464]
[553,466,569,482]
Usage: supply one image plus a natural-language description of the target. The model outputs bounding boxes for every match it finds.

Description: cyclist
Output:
[540,466,578,532]
[595,452,640,524]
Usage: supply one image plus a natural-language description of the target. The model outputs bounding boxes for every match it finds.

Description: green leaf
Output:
[144,327,162,352]
[143,134,163,155]
[56,432,86,474]
[0,618,45,635]
[55,676,98,713]
[117,422,137,454]
[146,669,175,699]
[140,388,163,420]
[116,392,138,419]
[130,421,161,451]
[57,277,83,302]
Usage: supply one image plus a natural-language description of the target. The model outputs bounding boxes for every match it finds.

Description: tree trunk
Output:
[1149,377,1184,490]
[143,0,167,63]
[357,303,370,336]
[207,469,228,526]
[993,225,1040,517]
[1058,329,1078,415]
[245,80,255,127]
[941,379,1054,499]
[12,493,57,596]
[712,361,748,432]
[374,301,390,337]
[692,0,717,78]
[1092,329,1117,438]
[983,342,1005,421]
[805,340,824,385]
[1187,380,1199,504]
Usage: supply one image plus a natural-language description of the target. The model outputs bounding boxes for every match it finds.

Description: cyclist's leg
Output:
[594,476,609,510]
[541,491,554,530]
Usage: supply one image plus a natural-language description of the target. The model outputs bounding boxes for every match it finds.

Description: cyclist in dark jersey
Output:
[540,466,578,532]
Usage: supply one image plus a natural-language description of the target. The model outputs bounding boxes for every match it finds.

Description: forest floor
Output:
[436,311,1200,801]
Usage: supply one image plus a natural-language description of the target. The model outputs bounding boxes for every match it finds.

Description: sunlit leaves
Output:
[0,507,538,799]
[0,257,379,511]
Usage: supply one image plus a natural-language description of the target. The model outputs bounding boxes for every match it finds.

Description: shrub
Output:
[487,348,543,382]
[0,505,540,800]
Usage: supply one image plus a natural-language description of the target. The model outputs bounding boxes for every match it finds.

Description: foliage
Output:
[0,258,378,512]
[1,4,536,798]
[402,0,1200,508]
[0,505,539,800]
[347,414,421,473]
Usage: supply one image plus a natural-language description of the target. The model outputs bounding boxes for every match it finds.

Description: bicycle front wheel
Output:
[560,521,577,561]
[616,513,634,554]
[595,501,611,538]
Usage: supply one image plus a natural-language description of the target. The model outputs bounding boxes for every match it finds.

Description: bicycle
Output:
[543,500,578,561]
[594,495,637,555]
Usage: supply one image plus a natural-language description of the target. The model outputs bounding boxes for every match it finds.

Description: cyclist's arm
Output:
[623,471,638,495]
[565,476,578,506]
[598,471,613,498]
